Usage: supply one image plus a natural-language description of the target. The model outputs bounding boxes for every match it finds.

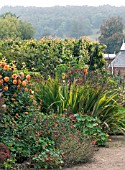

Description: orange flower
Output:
[83,69,88,74]
[22,81,27,86]
[0,79,3,84]
[25,88,29,92]
[0,75,2,79]
[14,101,17,105]
[20,72,24,77]
[35,89,39,92]
[17,85,20,89]
[29,89,34,94]
[12,74,17,79]
[32,100,36,105]
[4,77,9,82]
[15,113,19,117]
[4,86,8,91]
[29,83,33,86]
[26,75,31,81]
[30,95,34,99]
[0,62,6,68]
[17,78,21,85]
[4,65,9,70]
[13,80,17,84]
[25,112,29,115]
[11,98,15,101]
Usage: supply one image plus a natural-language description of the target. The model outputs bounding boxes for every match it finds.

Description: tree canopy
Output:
[0,12,35,40]
[1,5,125,40]
[99,16,125,54]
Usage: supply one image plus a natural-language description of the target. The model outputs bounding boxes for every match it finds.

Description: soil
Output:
[63,135,125,170]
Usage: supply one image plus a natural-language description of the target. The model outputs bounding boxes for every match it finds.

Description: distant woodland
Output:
[1,5,125,39]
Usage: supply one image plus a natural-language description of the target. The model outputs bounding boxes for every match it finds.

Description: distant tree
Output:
[0,12,35,40]
[99,16,125,53]
[18,21,34,40]
[88,42,106,70]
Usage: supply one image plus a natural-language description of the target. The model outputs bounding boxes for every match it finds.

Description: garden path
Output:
[63,136,125,170]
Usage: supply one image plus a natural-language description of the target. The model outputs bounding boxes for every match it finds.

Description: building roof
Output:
[120,40,125,51]
[104,54,116,60]
[109,41,125,67]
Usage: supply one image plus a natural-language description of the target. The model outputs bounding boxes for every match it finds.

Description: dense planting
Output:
[0,38,125,169]
[0,38,106,77]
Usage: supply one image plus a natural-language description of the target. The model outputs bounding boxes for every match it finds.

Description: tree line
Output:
[1,5,125,39]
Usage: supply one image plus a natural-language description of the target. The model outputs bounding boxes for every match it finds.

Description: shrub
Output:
[0,143,10,164]
[59,135,94,167]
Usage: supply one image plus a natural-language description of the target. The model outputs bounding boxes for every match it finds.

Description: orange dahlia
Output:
[4,86,8,91]
[12,74,17,79]
[26,75,31,81]
[4,77,9,82]
[13,80,17,84]
[4,65,9,70]
[20,72,24,77]
[0,62,6,68]
[22,81,27,86]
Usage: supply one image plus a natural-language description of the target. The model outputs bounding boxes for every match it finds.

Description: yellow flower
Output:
[13,80,17,85]
[4,77,10,82]
[12,74,17,79]
[11,66,15,71]
[62,73,65,79]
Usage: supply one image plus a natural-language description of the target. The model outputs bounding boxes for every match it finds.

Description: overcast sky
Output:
[0,0,125,8]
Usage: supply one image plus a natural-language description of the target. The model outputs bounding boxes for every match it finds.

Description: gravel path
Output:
[63,136,125,170]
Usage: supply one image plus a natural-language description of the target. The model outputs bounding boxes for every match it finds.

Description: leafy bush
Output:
[0,143,10,164]
[59,135,94,167]
[74,114,108,146]
[0,38,106,77]
[34,76,125,134]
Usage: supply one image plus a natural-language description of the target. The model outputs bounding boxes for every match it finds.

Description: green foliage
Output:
[99,16,125,53]
[74,114,108,146]
[0,38,106,78]
[34,73,125,134]
[88,42,106,70]
[0,12,34,40]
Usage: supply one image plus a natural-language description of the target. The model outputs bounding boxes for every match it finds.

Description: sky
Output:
[0,0,125,8]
